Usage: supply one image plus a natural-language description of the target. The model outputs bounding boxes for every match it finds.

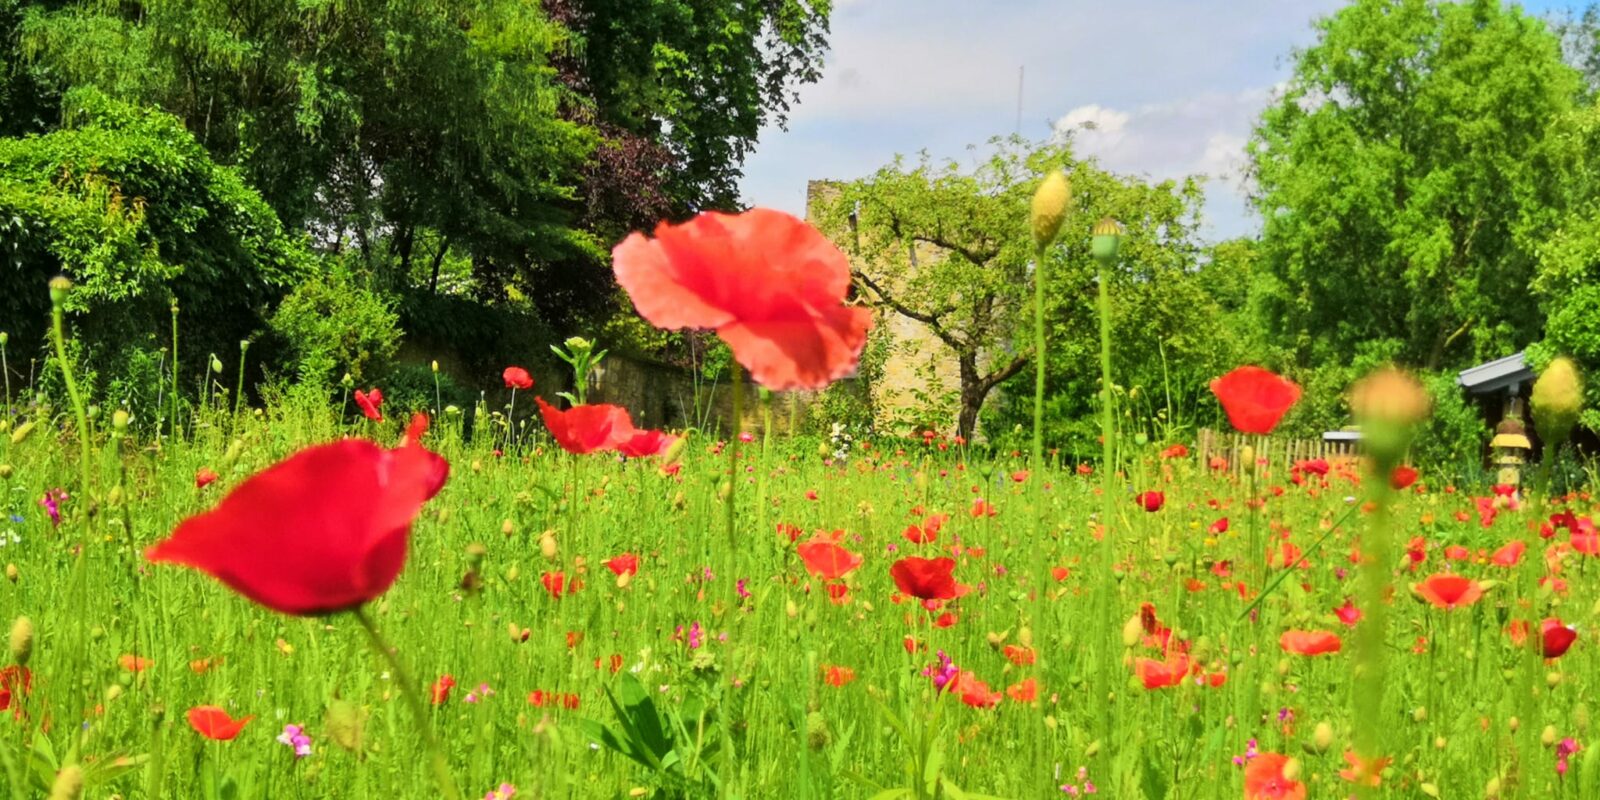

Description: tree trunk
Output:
[957,355,984,441]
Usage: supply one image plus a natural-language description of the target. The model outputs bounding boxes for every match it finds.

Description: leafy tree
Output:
[0,89,312,398]
[1248,0,1581,370]
[815,138,1211,442]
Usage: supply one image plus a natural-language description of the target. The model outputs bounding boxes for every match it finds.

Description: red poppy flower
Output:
[0,666,31,716]
[822,665,856,687]
[354,388,384,422]
[1136,491,1164,512]
[605,553,639,577]
[796,540,863,580]
[1337,751,1390,789]
[1134,655,1191,689]
[502,366,534,390]
[1390,465,1419,490]
[890,556,960,601]
[1160,443,1189,458]
[541,571,569,598]
[1006,678,1038,703]
[618,429,677,458]
[612,209,873,390]
[186,706,254,741]
[1293,458,1329,476]
[776,523,802,543]
[1279,630,1342,656]
[536,398,636,455]
[1412,574,1484,610]
[1335,599,1362,627]
[119,654,154,672]
[950,671,1001,709]
[195,468,218,489]
[1210,366,1301,435]
[1002,644,1036,666]
[1245,753,1306,800]
[1491,540,1525,567]
[1209,517,1229,535]
[1542,618,1578,659]
[146,437,449,616]
[970,499,998,517]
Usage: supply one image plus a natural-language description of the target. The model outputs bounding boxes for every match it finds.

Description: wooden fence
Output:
[1194,428,1362,479]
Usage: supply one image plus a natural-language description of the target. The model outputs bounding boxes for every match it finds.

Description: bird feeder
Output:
[1490,418,1532,495]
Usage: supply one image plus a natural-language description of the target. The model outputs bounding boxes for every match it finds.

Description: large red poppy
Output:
[1279,629,1342,656]
[1412,574,1484,610]
[1134,655,1192,689]
[146,438,448,615]
[186,706,254,740]
[612,209,873,391]
[1210,366,1301,435]
[537,398,636,455]
[890,556,960,601]
[797,540,863,580]
[1542,618,1578,659]
[503,366,534,390]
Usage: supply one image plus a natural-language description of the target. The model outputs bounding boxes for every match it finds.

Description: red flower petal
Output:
[1210,366,1301,435]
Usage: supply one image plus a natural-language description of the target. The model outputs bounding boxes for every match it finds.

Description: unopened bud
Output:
[1030,171,1072,247]
[539,532,558,560]
[47,764,83,800]
[0,332,7,346]
[9,616,33,665]
[1312,721,1333,753]
[210,354,224,374]
[431,360,439,373]
[48,276,73,306]
[112,409,130,432]
[10,421,36,445]
[1532,356,1583,445]
[4,563,15,582]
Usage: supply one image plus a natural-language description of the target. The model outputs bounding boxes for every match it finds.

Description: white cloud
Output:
[740,0,1344,240]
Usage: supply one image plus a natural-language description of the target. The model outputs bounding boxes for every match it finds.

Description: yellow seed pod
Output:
[1532,356,1583,445]
[1030,170,1072,248]
[8,616,33,666]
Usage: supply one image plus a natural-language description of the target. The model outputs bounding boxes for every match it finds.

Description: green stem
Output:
[51,297,94,543]
[233,344,248,422]
[1353,471,1396,799]
[727,360,744,552]
[171,301,181,440]
[352,606,463,800]
[1095,254,1117,743]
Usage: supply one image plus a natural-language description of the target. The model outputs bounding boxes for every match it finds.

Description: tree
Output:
[1248,0,1581,371]
[815,139,1209,441]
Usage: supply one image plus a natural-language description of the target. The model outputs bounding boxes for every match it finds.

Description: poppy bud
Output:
[501,519,514,537]
[9,616,33,666]
[786,600,798,618]
[104,684,122,703]
[0,332,7,345]
[661,436,687,468]
[0,465,10,480]
[341,373,354,389]
[1085,740,1101,758]
[1018,627,1033,647]
[1350,367,1430,469]
[1281,758,1302,781]
[210,354,224,374]
[47,764,83,800]
[4,563,16,583]
[1030,170,1072,248]
[112,409,130,432]
[1548,671,1563,687]
[48,275,73,306]
[431,360,439,373]
[1484,777,1500,798]
[1531,356,1583,446]
[539,532,558,560]
[1312,721,1333,753]
[616,571,632,589]
[1507,717,1519,732]
[1543,725,1558,746]
[1240,445,1256,476]
[1413,707,1428,722]
[1419,783,1439,797]
[327,698,367,752]
[1121,615,1142,647]
[446,405,460,416]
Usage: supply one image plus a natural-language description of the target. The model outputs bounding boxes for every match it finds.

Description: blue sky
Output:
[738,0,1575,242]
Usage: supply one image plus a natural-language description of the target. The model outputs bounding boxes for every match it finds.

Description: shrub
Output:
[268,264,401,390]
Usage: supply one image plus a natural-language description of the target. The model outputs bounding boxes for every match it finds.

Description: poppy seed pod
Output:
[48,276,72,306]
[1091,218,1124,264]
[1350,367,1430,470]
[9,616,33,665]
[1030,171,1072,248]
[1531,357,1583,446]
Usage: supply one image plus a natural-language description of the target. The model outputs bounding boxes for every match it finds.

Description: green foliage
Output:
[397,292,557,384]
[1250,0,1582,371]
[0,88,310,401]
[268,264,400,389]
[378,361,474,418]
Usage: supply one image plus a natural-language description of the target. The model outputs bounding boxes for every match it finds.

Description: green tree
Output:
[815,138,1210,442]
[1249,0,1581,370]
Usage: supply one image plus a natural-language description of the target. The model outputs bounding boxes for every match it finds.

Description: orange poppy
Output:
[1412,574,1484,609]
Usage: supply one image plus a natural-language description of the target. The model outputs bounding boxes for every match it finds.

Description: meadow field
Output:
[1,362,1596,799]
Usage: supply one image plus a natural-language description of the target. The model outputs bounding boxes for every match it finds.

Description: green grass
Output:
[0,399,1596,799]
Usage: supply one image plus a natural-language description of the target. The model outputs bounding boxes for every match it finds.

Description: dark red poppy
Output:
[186,706,254,741]
[195,467,218,489]
[1542,618,1578,658]
[146,438,449,615]
[612,209,874,391]
[1390,465,1419,490]
[1280,629,1342,656]
[618,429,677,458]
[605,553,639,577]
[354,388,384,422]
[889,556,960,601]
[536,398,636,455]
[797,540,863,580]
[1413,574,1484,610]
[502,367,534,390]
[1136,491,1164,512]
[1209,366,1301,434]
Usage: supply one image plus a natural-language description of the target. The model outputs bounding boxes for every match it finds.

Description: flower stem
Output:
[727,360,744,552]
[1095,253,1117,743]
[50,292,94,544]
[353,606,463,800]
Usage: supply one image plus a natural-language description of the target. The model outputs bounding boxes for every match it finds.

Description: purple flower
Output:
[921,650,958,690]
[277,724,312,758]
[484,783,516,800]
[38,489,67,528]
[736,578,750,600]
[688,621,703,650]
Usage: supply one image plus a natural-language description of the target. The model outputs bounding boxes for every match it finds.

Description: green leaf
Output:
[1139,746,1170,800]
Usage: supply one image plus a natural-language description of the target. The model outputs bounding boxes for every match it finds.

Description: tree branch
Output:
[978,351,1032,393]
[851,270,965,352]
